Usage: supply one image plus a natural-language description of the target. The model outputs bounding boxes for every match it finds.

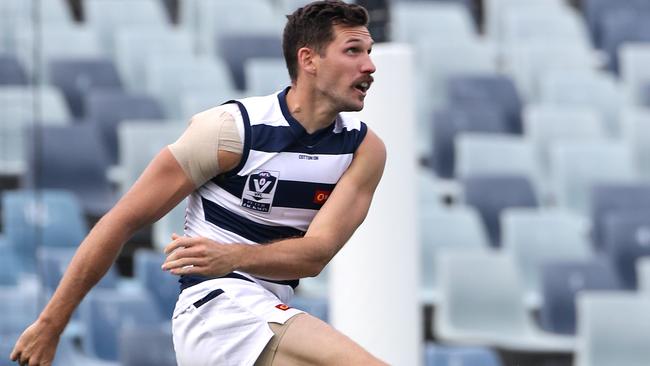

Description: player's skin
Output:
[11,24,387,366]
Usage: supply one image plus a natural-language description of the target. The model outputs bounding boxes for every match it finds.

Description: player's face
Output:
[314,25,375,112]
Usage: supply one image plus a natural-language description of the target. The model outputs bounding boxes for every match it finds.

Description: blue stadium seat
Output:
[583,0,650,48]
[539,260,621,335]
[575,292,650,366]
[446,74,523,134]
[424,343,502,366]
[602,210,650,289]
[0,239,20,286]
[48,58,122,118]
[600,8,650,73]
[641,83,650,108]
[289,295,328,322]
[501,208,593,307]
[590,184,650,250]
[430,106,509,178]
[217,34,283,91]
[85,90,165,164]
[24,124,116,217]
[119,325,177,366]
[461,175,538,247]
[0,54,27,85]
[2,190,87,271]
[133,249,179,318]
[81,289,163,361]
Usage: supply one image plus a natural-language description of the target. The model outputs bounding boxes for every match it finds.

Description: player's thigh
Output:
[272,313,386,366]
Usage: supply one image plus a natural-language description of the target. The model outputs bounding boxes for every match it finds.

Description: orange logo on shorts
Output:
[275,303,291,311]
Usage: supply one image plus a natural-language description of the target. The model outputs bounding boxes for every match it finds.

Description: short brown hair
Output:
[283,0,369,83]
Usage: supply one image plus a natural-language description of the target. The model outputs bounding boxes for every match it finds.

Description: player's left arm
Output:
[162,128,386,279]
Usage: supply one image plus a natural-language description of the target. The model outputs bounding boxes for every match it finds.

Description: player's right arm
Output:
[10,107,241,366]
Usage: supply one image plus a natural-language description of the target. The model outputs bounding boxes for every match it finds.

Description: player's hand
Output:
[10,319,61,366]
[161,233,244,277]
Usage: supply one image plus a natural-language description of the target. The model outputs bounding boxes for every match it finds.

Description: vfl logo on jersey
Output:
[241,170,280,213]
[275,303,291,311]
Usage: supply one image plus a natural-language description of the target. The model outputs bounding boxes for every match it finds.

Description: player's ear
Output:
[297,47,317,76]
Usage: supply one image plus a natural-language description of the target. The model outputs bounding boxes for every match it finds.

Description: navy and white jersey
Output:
[181,87,367,291]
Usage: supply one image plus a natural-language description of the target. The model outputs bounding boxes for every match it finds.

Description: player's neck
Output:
[285,84,337,134]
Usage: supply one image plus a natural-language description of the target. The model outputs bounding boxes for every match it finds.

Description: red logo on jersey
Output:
[313,190,331,205]
[275,303,291,311]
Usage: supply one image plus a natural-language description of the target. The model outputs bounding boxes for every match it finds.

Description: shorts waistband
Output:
[179,273,299,291]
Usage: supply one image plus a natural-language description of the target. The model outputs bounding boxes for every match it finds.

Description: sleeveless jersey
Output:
[180,87,367,291]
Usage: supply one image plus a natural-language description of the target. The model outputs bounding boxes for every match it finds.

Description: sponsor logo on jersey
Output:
[275,303,291,311]
[313,190,331,205]
[298,154,319,161]
[241,170,280,213]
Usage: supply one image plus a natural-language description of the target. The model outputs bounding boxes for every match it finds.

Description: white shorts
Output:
[172,275,304,366]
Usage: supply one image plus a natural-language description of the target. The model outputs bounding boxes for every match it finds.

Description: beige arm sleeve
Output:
[168,105,243,188]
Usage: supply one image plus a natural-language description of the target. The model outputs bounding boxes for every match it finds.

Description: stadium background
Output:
[1,0,650,365]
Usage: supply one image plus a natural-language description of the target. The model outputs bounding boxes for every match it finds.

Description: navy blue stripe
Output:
[222,100,251,178]
[250,124,364,154]
[213,176,335,210]
[202,197,305,243]
[180,273,299,291]
[193,288,224,308]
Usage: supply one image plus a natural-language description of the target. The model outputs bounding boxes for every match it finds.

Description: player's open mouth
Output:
[354,81,371,95]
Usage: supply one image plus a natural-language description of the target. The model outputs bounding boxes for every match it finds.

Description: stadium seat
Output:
[446,73,523,134]
[523,105,608,173]
[0,86,70,175]
[549,141,638,214]
[48,58,123,118]
[24,124,116,217]
[620,43,650,105]
[504,42,599,101]
[114,120,184,196]
[244,58,291,96]
[2,190,87,271]
[119,325,177,366]
[574,292,650,366]
[391,2,476,45]
[85,0,169,50]
[420,206,490,303]
[180,0,285,56]
[538,259,621,335]
[133,249,179,318]
[621,108,650,179]
[0,54,27,85]
[0,0,73,38]
[0,240,20,286]
[455,134,541,191]
[430,106,509,178]
[113,27,194,92]
[85,90,165,164]
[589,183,650,249]
[485,0,567,40]
[217,34,284,91]
[501,208,593,306]
[538,70,623,136]
[145,56,235,118]
[435,250,574,352]
[501,5,591,53]
[424,343,503,366]
[0,286,39,336]
[461,175,538,247]
[602,211,650,289]
[81,289,163,361]
[11,24,105,80]
[600,9,650,74]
